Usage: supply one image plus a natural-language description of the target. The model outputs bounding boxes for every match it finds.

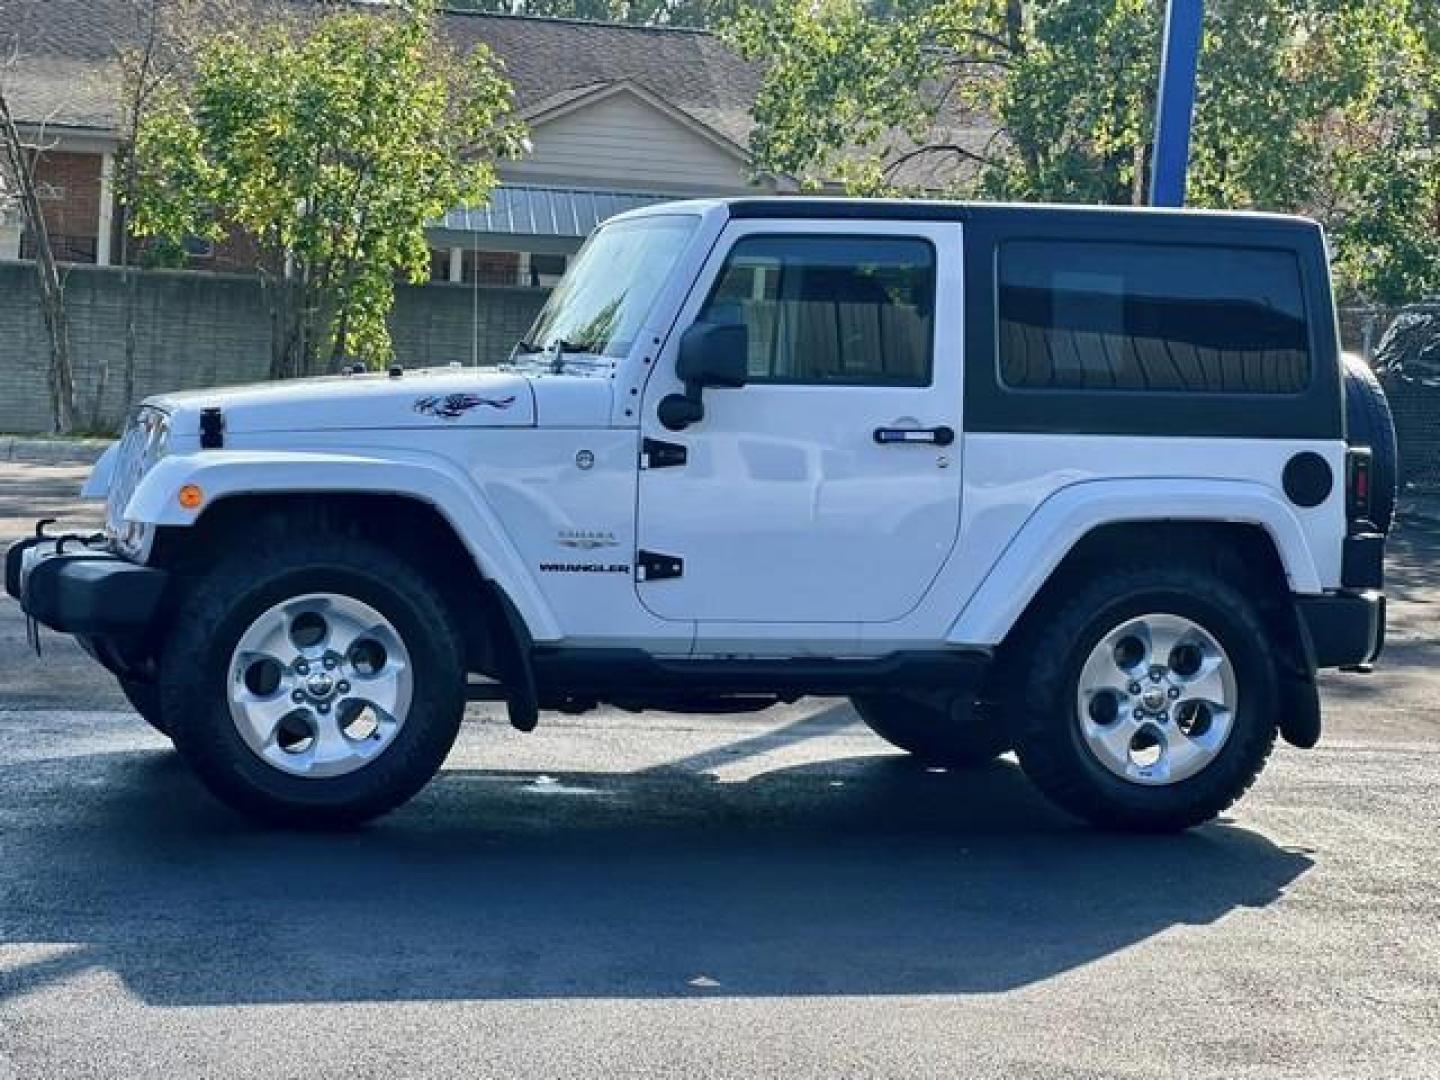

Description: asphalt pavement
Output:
[1,462,1437,1079]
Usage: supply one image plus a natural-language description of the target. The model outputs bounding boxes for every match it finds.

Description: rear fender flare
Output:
[946,478,1322,646]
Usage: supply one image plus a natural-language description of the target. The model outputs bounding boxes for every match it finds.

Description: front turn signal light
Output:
[178,484,204,510]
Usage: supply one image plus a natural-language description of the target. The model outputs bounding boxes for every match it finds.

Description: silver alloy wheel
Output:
[227,593,413,779]
[1075,612,1237,786]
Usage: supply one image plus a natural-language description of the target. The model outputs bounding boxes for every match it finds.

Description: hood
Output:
[151,367,539,434]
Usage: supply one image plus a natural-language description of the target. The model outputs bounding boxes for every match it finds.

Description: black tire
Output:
[1344,353,1398,533]
[852,692,1011,768]
[160,530,466,827]
[1013,563,1278,832]
[119,676,171,737]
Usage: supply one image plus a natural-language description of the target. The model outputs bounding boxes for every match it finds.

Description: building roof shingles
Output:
[0,0,761,145]
[1,0,984,189]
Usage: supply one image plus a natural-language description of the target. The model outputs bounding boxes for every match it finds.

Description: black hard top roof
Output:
[723,197,1315,232]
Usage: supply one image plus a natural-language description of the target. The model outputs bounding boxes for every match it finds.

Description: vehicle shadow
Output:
[0,725,1312,1006]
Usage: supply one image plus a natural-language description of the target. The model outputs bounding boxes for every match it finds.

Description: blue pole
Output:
[1149,0,1205,207]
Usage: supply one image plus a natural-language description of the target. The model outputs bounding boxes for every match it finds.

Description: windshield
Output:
[521,214,699,360]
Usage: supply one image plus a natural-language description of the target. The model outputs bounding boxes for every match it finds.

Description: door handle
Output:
[873,425,955,447]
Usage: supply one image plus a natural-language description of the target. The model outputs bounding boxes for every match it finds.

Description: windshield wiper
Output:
[551,339,603,372]
[509,338,604,371]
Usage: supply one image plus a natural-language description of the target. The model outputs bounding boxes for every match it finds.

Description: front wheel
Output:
[1013,564,1278,832]
[160,532,466,827]
[119,676,171,738]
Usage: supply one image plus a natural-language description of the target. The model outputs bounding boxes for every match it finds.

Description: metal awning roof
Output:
[437,185,674,240]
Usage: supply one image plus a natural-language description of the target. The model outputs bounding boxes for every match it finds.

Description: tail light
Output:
[1347,447,1373,525]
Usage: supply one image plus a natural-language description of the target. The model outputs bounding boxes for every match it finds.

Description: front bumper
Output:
[1296,590,1385,670]
[5,533,168,636]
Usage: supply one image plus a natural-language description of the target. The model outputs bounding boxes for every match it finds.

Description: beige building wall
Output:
[504,88,755,196]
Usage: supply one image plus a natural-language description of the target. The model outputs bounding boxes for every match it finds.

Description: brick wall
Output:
[28,152,104,263]
[0,261,548,433]
[390,279,547,367]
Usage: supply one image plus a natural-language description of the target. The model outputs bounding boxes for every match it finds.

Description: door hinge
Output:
[640,437,687,469]
[636,550,684,582]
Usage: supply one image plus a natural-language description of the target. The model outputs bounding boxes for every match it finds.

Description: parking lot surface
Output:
[2,462,1437,1079]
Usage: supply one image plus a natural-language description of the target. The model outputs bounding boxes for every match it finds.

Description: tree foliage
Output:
[132,0,525,377]
[726,0,1439,304]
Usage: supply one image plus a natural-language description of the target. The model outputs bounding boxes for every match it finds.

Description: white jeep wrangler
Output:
[8,198,1392,831]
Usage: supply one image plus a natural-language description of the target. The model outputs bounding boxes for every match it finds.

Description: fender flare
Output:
[124,449,563,642]
[80,442,119,500]
[946,478,1323,646]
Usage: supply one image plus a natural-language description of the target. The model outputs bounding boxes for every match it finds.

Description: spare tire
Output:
[1343,353,1398,534]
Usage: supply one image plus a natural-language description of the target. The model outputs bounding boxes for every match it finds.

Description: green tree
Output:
[725,0,1439,304]
[1310,2,1440,305]
[132,0,526,378]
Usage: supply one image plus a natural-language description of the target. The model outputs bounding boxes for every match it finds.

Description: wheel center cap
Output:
[1141,687,1167,711]
[305,672,336,699]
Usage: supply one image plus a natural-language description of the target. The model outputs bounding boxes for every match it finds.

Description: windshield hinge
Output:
[199,407,225,449]
[640,438,687,470]
[636,550,683,582]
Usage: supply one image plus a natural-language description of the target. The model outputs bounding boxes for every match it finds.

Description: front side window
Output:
[998,240,1310,394]
[698,235,935,386]
[524,213,699,359]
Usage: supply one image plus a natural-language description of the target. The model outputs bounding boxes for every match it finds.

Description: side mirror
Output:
[659,321,749,431]
[677,321,748,388]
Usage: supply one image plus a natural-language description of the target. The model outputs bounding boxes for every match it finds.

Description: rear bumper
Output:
[1296,590,1385,669]
[5,534,168,636]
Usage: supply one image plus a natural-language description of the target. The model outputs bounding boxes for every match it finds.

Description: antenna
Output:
[471,214,479,367]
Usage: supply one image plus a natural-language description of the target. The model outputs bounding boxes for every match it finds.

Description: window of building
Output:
[529,253,567,287]
[429,249,452,283]
[20,231,97,263]
[997,240,1310,394]
[466,250,521,286]
[698,235,934,386]
[426,249,529,285]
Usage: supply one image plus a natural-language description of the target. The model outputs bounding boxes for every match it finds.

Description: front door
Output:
[635,221,964,631]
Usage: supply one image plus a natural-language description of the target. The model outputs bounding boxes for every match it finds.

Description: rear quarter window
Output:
[997,241,1310,395]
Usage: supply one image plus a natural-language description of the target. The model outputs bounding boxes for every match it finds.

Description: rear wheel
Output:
[160,532,466,827]
[1013,564,1278,832]
[852,692,1011,768]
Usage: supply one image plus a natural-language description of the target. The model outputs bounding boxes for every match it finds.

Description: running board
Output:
[529,648,991,700]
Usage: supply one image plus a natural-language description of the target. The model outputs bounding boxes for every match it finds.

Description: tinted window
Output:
[699,236,934,386]
[998,241,1310,393]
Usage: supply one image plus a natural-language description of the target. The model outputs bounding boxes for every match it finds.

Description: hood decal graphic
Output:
[413,393,517,420]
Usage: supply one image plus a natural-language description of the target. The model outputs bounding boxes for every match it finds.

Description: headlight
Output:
[104,406,170,554]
